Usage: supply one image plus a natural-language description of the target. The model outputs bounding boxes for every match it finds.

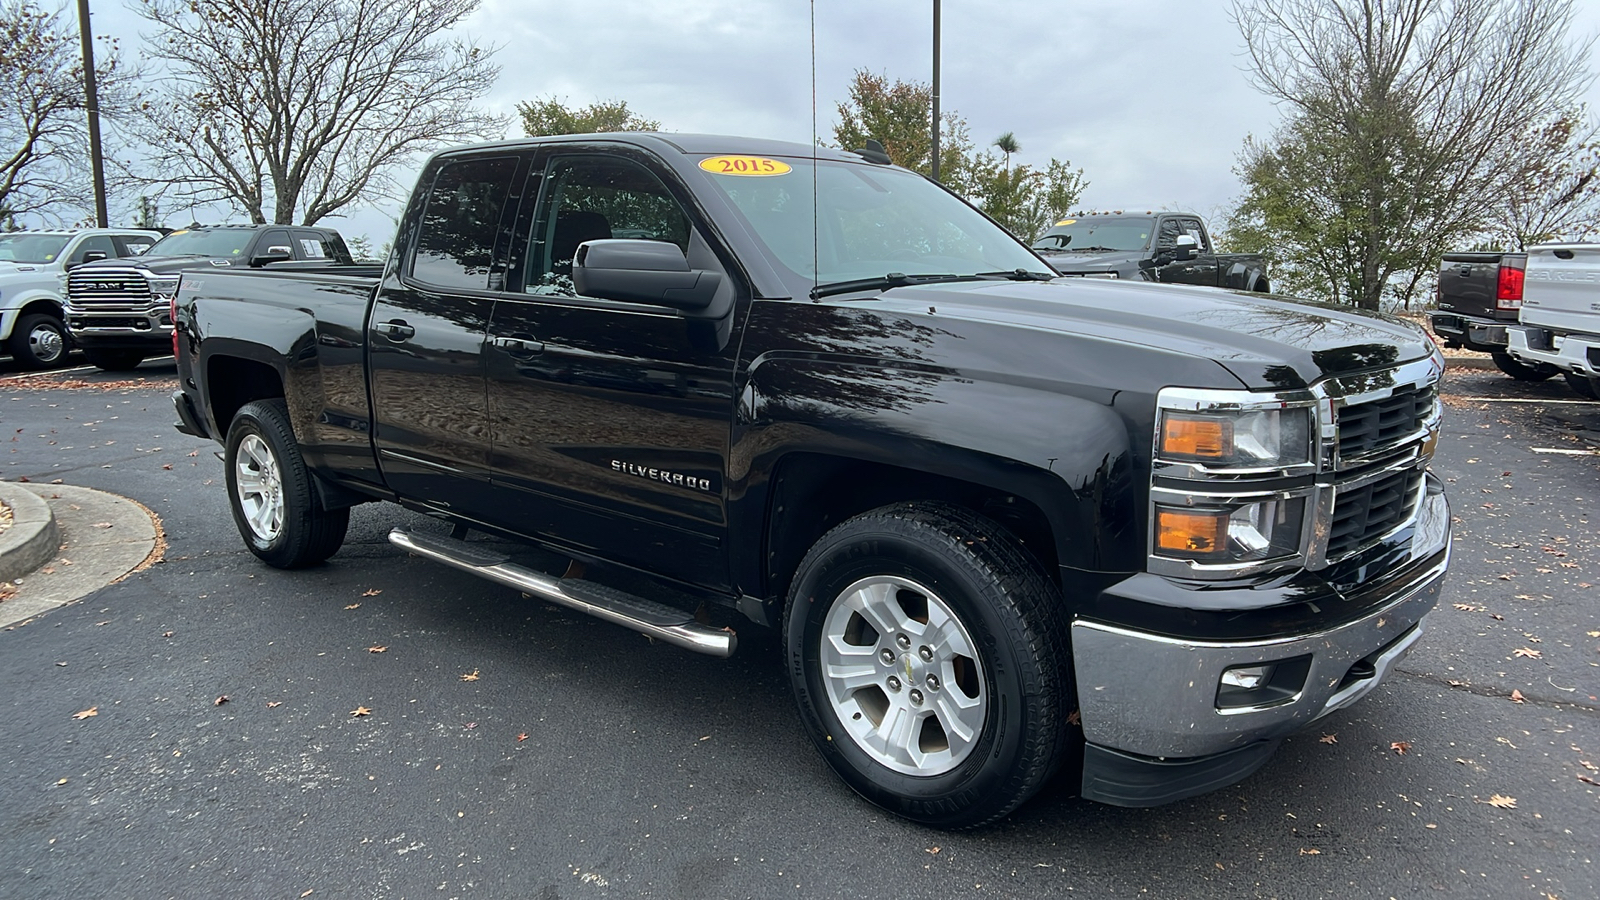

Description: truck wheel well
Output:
[19,299,63,321]
[765,453,1061,602]
[206,356,284,432]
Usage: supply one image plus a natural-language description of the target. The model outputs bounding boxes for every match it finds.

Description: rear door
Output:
[367,152,526,514]
[480,148,741,588]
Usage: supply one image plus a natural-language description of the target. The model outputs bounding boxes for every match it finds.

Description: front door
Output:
[368,153,524,514]
[1156,216,1219,287]
[482,151,739,588]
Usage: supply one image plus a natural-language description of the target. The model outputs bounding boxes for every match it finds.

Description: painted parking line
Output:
[1450,397,1600,405]
[1530,447,1600,456]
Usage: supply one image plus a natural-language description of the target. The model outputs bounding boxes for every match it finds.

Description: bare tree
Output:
[128,0,503,225]
[0,0,126,220]
[1491,110,1600,249]
[1229,0,1594,309]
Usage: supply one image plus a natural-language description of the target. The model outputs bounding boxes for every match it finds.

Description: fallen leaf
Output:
[266,701,282,708]
[161,464,172,470]
[350,706,371,717]
[1299,848,1322,855]
[214,695,229,706]
[188,450,199,457]
[1510,690,1525,703]
[463,722,476,729]
[458,669,480,682]
[925,846,941,855]
[1066,709,1082,726]
[71,707,97,720]
[90,522,112,529]
[1588,631,1599,638]
[300,891,313,898]
[1513,648,1542,659]
[1578,774,1600,786]
[1319,734,1338,744]
[1491,614,1505,621]
[161,631,174,638]
[1487,795,1517,809]
[1391,741,1411,755]
[367,645,387,654]
[56,778,67,785]
[1452,602,1480,611]
[362,589,382,597]
[1581,761,1598,772]
[343,603,360,610]
[516,733,528,742]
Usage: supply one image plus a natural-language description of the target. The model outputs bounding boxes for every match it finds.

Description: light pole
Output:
[76,0,109,227]
[931,0,941,182]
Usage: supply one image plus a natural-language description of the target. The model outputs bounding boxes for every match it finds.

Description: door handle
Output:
[374,319,414,341]
[491,334,544,357]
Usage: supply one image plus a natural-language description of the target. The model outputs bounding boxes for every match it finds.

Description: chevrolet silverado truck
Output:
[66,224,351,371]
[170,135,1450,828]
[0,229,161,368]
[1428,250,1557,381]
[1031,211,1271,292]
[1507,243,1600,399]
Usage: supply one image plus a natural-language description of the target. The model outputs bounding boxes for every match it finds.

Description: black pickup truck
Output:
[1428,250,1558,381]
[171,134,1450,828]
[65,224,351,371]
[1031,211,1271,292]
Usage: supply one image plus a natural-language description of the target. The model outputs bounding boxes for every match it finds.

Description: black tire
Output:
[1564,372,1600,400]
[84,349,147,372]
[1491,352,1558,382]
[224,399,348,568]
[6,313,70,369]
[783,501,1075,829]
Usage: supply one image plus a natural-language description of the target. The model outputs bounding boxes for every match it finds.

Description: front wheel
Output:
[225,399,348,568]
[7,313,70,369]
[1565,372,1600,400]
[1491,352,1558,382]
[784,502,1074,828]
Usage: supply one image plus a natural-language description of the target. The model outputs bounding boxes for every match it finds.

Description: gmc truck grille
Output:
[1328,468,1424,559]
[1336,383,1436,463]
[67,266,153,308]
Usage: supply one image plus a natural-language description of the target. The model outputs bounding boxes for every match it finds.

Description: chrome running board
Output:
[388,527,735,658]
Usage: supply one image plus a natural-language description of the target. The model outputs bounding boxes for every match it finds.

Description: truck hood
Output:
[871,278,1436,389]
[74,254,237,275]
[1036,249,1142,273]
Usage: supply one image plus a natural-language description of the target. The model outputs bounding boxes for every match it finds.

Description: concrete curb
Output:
[0,482,59,584]
[0,484,160,629]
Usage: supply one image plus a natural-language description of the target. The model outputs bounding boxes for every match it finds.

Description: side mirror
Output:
[82,250,108,264]
[1172,234,1199,262]
[572,239,723,312]
[250,244,293,267]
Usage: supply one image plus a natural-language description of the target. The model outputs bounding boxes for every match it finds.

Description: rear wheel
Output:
[1491,352,1558,382]
[7,313,69,369]
[1564,372,1600,400]
[84,349,147,372]
[225,399,348,568]
[783,501,1074,828]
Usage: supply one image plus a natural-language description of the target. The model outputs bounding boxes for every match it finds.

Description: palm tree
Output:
[993,132,1020,171]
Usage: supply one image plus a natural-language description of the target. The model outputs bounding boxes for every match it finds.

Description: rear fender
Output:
[191,297,320,442]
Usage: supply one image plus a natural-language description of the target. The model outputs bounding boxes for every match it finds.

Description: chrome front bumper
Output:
[1508,325,1600,377]
[1072,485,1449,760]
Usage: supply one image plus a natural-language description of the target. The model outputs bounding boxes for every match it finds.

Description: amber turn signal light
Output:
[1161,414,1231,460]
[1156,508,1228,558]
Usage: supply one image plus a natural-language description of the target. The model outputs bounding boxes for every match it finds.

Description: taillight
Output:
[1496,258,1526,309]
[170,293,180,358]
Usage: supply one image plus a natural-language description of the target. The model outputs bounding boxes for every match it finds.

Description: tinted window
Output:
[1177,217,1208,251]
[526,157,689,296]
[412,156,519,290]
[70,235,115,263]
[260,230,293,259]
[1031,217,1153,253]
[293,230,336,261]
[0,234,69,263]
[114,235,156,257]
[147,229,257,258]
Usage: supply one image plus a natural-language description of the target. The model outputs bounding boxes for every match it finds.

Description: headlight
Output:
[1158,406,1313,469]
[146,274,181,298]
[1154,496,1306,565]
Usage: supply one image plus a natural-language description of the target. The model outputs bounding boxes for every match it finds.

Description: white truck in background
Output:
[1507,244,1600,399]
[0,229,162,368]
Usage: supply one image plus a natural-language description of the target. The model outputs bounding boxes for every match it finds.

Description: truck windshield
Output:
[0,234,70,264]
[146,229,257,259]
[704,158,1053,288]
[1032,217,1153,253]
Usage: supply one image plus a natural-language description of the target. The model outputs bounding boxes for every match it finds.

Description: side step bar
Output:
[388,527,736,658]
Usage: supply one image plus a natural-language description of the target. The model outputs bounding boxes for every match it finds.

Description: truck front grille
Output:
[67,267,153,309]
[1328,468,1424,560]
[1336,383,1436,464]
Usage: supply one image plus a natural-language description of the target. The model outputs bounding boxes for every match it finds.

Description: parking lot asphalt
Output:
[0,360,1595,900]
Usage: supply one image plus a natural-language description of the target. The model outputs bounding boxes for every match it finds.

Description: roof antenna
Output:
[854,139,892,165]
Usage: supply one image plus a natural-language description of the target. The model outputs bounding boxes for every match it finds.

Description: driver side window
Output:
[525,157,690,297]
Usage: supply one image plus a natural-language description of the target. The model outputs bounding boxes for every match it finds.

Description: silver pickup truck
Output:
[1507,244,1600,399]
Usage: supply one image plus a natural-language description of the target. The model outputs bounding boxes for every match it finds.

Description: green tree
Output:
[1229,0,1594,309]
[832,69,1086,242]
[518,97,660,137]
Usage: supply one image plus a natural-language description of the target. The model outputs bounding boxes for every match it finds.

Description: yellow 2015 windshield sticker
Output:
[1055,219,1076,226]
[699,156,792,177]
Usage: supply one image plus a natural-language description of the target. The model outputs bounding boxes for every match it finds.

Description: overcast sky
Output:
[84,0,1600,244]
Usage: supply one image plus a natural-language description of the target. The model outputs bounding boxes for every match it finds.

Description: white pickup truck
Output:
[0,229,162,368]
[1507,244,1600,399]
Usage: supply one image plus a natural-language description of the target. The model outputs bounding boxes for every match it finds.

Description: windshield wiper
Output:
[810,273,978,299]
[1057,245,1123,253]
[974,269,1055,281]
